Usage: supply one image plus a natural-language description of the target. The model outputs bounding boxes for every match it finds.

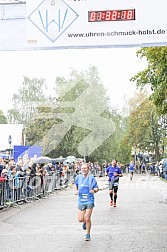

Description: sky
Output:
[0,47,148,115]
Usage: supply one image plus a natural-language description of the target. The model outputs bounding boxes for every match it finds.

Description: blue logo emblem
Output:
[28,0,79,43]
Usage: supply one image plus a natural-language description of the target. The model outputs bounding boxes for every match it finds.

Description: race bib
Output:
[80,193,89,201]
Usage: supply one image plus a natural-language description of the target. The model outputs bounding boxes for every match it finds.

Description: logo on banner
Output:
[27,0,79,42]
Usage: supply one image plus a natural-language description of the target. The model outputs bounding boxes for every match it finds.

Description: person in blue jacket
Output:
[75,162,99,241]
[129,161,135,180]
[105,159,123,207]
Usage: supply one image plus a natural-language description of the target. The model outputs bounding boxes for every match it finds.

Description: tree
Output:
[130,46,167,115]
[7,76,48,125]
[0,110,7,124]
[24,67,133,163]
[128,92,164,161]
[87,106,132,165]
[26,67,116,160]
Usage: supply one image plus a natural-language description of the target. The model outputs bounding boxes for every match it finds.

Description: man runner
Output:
[129,160,135,180]
[105,159,123,207]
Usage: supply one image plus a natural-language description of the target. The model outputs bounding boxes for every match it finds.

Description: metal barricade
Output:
[0,171,74,210]
[0,179,5,209]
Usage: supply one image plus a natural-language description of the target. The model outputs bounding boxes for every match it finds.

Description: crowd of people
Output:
[0,155,75,208]
[0,155,166,206]
[0,154,165,182]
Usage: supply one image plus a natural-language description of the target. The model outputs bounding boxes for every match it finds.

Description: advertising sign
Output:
[13,145,42,162]
[26,0,167,48]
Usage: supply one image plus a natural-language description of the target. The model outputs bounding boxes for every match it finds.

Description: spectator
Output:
[162,160,167,180]
[1,168,11,202]
[159,162,163,178]
[36,164,47,197]
[8,165,21,202]
[141,163,146,174]
[155,162,159,176]
[0,173,6,209]
[45,162,55,175]
[0,157,4,177]
[62,164,69,186]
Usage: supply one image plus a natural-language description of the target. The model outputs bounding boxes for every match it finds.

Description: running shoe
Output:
[82,222,86,230]
[85,234,91,241]
[110,200,113,206]
[113,202,116,207]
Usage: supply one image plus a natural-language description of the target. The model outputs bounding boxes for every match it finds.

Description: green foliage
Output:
[7,76,48,124]
[88,110,132,164]
[128,94,164,160]
[0,110,7,124]
[130,46,167,115]
[9,66,133,164]
[25,67,132,163]
[49,66,112,159]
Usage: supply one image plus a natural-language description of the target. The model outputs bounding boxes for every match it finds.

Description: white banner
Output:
[26,0,167,48]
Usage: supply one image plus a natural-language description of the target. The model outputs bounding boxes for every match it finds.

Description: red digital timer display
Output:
[88,9,135,22]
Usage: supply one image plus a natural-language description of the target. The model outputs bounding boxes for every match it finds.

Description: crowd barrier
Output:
[0,171,72,210]
[0,167,113,210]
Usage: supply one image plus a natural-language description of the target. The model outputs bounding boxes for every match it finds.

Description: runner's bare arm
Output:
[74,185,78,195]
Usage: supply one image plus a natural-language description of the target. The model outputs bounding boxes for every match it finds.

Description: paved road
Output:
[0,173,167,252]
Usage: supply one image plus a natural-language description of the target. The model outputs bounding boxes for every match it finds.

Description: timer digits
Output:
[88,9,135,22]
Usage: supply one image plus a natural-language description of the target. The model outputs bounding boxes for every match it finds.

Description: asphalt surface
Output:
[0,173,167,252]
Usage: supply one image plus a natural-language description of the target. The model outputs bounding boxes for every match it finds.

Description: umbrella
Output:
[76,158,84,162]
[51,157,66,163]
[64,156,77,164]
[34,156,52,164]
[66,156,76,159]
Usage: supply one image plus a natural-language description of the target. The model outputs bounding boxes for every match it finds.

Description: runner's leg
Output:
[78,209,86,223]
[113,186,118,206]
[84,208,93,235]
[109,181,114,206]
